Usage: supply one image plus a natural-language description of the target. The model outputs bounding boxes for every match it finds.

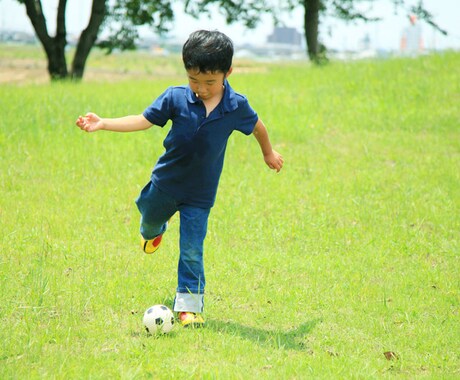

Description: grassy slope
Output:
[0,50,459,379]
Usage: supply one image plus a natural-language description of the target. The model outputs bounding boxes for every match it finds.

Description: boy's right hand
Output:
[75,112,103,132]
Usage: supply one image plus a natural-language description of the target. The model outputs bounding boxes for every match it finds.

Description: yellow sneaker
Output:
[178,312,205,328]
[141,234,163,254]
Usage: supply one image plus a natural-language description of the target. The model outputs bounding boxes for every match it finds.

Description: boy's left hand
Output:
[264,150,284,172]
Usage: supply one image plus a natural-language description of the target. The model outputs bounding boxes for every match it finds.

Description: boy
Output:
[75,30,283,327]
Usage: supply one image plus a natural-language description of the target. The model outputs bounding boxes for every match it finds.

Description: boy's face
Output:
[187,68,232,101]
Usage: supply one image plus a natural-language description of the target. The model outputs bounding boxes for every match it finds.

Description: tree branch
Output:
[22,0,53,50]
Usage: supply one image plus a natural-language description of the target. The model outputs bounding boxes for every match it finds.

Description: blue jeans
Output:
[135,181,210,313]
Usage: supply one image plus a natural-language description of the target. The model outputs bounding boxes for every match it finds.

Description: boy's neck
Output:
[201,87,224,117]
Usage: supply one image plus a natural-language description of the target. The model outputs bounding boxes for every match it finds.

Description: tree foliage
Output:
[99,0,175,53]
[183,0,272,28]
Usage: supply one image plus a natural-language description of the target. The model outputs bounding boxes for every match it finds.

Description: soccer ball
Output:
[143,305,175,334]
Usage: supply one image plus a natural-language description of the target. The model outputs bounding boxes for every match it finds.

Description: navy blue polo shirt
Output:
[143,80,258,208]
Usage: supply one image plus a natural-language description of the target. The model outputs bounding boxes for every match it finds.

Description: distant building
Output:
[267,27,303,46]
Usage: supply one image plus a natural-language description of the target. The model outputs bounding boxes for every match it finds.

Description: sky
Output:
[1,0,459,51]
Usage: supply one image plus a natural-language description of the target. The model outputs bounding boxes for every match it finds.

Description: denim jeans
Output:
[135,181,210,313]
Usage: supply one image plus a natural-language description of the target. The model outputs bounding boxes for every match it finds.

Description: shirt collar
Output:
[185,79,238,113]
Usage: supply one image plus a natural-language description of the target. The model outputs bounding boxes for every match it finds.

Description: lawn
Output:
[0,47,459,379]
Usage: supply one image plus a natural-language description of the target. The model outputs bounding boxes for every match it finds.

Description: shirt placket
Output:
[195,104,223,134]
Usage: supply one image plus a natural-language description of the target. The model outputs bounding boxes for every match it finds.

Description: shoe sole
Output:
[142,235,163,254]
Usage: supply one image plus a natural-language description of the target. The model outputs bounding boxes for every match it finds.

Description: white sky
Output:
[0,0,459,51]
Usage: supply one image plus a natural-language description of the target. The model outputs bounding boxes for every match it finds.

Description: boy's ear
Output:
[225,67,233,78]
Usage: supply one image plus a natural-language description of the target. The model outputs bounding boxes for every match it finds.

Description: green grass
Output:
[0,48,459,379]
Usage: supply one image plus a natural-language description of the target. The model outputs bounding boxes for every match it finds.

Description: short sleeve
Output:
[235,96,258,135]
[143,87,174,127]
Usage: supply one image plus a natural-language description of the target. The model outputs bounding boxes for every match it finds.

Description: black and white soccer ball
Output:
[143,305,175,334]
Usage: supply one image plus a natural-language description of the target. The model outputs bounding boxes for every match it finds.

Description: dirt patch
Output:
[0,56,178,84]
[0,55,268,85]
[0,58,49,84]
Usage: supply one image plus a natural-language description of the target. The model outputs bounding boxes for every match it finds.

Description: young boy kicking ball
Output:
[75,30,283,327]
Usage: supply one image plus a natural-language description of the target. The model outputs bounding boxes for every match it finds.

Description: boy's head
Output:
[182,30,233,74]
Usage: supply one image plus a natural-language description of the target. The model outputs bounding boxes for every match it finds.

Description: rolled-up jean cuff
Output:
[174,292,204,313]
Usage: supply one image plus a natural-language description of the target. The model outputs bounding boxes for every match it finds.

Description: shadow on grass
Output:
[206,319,320,351]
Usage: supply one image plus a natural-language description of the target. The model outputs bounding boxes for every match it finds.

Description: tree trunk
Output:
[22,0,106,80]
[53,0,69,79]
[23,0,69,79]
[303,0,321,63]
[71,0,107,80]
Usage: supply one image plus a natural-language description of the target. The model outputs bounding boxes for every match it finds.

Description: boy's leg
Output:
[135,181,177,244]
[174,204,210,314]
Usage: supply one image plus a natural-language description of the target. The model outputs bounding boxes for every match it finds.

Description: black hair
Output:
[182,30,233,74]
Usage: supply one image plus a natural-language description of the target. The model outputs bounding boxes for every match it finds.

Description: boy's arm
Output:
[75,112,152,133]
[252,118,284,172]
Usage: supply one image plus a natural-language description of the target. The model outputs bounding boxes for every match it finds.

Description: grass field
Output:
[0,46,459,379]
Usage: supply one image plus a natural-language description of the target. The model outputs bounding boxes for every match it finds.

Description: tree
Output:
[17,0,176,80]
[19,0,106,80]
